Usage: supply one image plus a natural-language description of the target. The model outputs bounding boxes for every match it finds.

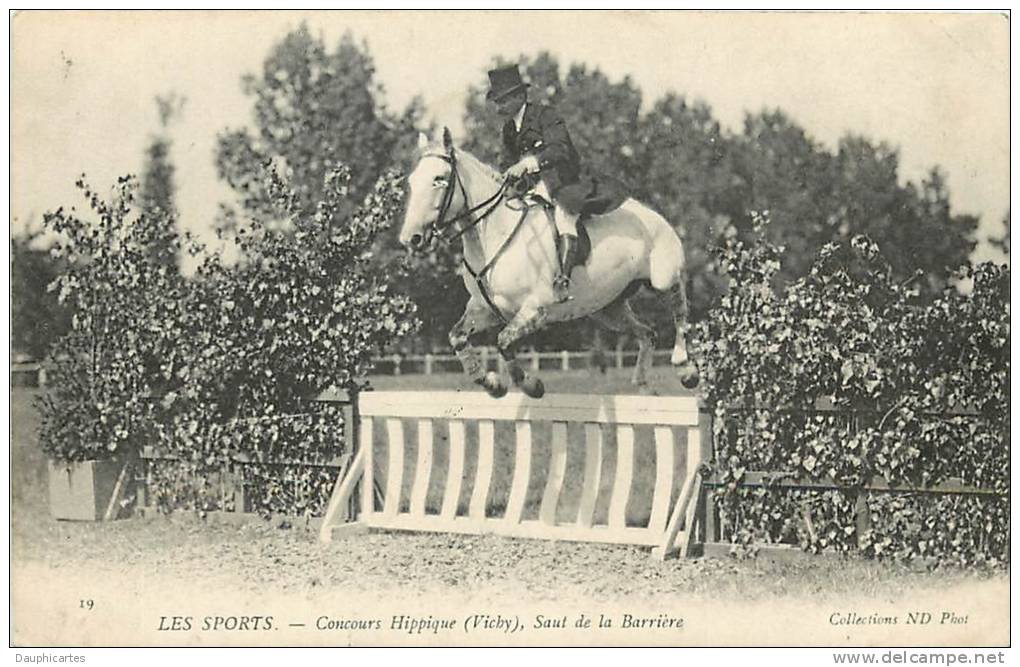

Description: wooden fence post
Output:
[341,389,359,522]
[694,411,714,547]
[855,490,871,551]
[233,463,246,514]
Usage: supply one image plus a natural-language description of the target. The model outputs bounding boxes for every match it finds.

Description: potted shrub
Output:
[38,348,148,521]
[38,177,177,520]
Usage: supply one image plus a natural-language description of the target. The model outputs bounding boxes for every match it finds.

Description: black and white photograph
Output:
[8,10,1011,651]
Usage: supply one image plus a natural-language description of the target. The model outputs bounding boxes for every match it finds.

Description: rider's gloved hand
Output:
[503,156,539,180]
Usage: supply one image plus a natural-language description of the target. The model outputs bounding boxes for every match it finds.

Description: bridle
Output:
[421,150,509,244]
[415,149,531,326]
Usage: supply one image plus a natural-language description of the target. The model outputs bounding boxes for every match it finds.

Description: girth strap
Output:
[461,206,531,327]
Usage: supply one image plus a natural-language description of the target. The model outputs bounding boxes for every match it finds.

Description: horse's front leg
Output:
[450,302,506,398]
[496,302,550,399]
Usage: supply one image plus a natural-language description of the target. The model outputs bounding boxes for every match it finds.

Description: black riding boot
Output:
[554,233,579,302]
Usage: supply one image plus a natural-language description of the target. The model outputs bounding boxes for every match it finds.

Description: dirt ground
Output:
[10,383,1010,647]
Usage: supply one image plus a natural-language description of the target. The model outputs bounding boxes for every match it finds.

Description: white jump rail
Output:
[319,390,710,560]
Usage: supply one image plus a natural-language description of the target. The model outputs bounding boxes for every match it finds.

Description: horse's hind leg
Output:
[648,228,699,388]
[663,275,700,389]
[450,302,506,398]
[590,297,657,391]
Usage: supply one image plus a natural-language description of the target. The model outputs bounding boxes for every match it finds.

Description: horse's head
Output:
[400,127,461,251]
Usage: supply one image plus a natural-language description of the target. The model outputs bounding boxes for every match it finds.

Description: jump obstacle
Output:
[318,390,711,560]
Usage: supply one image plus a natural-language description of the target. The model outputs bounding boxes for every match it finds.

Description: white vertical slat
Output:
[608,425,635,530]
[360,417,374,516]
[470,420,495,519]
[540,422,568,525]
[654,422,706,559]
[505,421,533,523]
[677,420,707,557]
[383,418,404,517]
[648,426,675,533]
[576,423,603,528]
[441,420,466,519]
[686,424,701,488]
[409,419,433,517]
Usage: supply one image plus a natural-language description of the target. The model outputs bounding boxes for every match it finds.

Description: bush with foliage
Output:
[696,214,1009,566]
[38,165,418,518]
[38,177,181,463]
[147,164,417,515]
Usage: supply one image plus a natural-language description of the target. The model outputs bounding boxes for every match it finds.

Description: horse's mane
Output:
[454,147,503,188]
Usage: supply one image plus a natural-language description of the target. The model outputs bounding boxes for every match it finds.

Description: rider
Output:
[488,64,625,302]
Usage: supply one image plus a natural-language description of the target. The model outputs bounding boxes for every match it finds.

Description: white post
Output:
[616,347,624,369]
[531,349,540,372]
[481,347,489,371]
[561,350,570,371]
[424,354,433,376]
[392,354,401,376]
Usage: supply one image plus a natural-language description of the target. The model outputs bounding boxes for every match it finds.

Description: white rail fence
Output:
[12,348,674,387]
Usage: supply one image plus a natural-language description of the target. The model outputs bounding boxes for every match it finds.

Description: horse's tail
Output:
[645,210,698,387]
[646,208,687,293]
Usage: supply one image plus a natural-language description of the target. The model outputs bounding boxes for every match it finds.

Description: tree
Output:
[216,26,421,220]
[462,54,983,352]
[732,113,977,296]
[11,222,70,360]
[212,26,455,349]
[139,92,185,270]
[634,94,739,321]
[896,168,978,294]
[990,212,1009,258]
[729,109,837,282]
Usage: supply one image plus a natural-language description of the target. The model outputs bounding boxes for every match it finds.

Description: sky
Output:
[10,10,1010,262]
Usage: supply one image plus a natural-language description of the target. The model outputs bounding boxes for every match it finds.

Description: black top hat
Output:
[486,65,529,101]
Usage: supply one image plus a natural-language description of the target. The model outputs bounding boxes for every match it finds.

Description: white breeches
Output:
[533,179,578,236]
[554,205,579,236]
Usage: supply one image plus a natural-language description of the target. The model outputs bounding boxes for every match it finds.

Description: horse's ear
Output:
[442,127,453,152]
[416,132,429,151]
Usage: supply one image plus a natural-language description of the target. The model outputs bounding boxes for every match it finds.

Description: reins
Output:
[426,151,508,242]
[423,150,531,325]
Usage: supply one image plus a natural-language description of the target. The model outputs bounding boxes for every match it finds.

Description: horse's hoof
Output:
[678,364,700,389]
[480,371,507,398]
[521,376,545,399]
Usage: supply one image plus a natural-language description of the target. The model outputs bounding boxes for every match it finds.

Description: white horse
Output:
[399,128,699,398]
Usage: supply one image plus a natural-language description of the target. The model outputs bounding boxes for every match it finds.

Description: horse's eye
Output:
[433,176,447,187]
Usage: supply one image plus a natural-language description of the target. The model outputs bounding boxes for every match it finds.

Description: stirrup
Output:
[554,233,579,303]
[553,275,572,302]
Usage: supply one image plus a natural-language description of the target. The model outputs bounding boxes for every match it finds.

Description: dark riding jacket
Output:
[501,102,626,216]
[501,102,581,197]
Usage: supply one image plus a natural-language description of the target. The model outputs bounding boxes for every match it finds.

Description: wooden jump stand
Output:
[317,389,711,560]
